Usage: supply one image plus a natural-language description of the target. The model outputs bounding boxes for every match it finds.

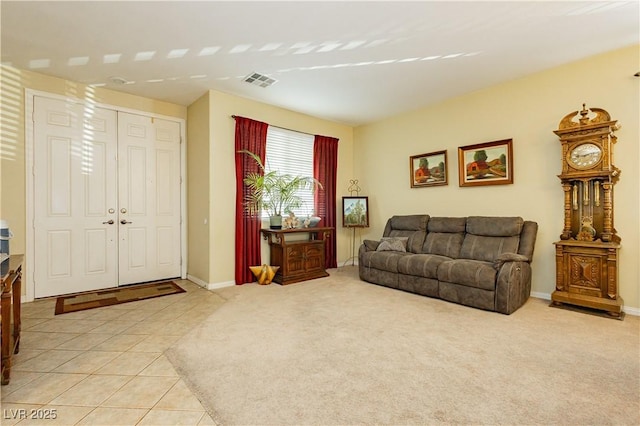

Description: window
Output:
[264,127,315,218]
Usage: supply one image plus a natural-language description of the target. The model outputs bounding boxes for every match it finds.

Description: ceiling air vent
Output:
[243,72,277,88]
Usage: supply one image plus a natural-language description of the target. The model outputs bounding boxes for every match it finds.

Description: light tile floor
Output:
[1,280,222,425]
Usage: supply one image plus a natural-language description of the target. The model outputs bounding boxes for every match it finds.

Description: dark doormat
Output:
[549,301,625,321]
[55,281,185,315]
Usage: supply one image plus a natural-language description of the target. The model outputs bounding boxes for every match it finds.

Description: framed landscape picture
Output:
[458,139,513,187]
[342,196,369,227]
[410,150,448,188]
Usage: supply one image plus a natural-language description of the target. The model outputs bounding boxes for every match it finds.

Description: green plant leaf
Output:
[239,150,323,217]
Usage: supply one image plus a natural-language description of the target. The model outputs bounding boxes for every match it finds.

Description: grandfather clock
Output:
[552,104,623,317]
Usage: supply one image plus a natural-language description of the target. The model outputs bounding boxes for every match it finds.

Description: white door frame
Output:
[25,89,187,302]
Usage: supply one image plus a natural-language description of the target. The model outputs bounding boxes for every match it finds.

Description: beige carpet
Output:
[166,266,640,425]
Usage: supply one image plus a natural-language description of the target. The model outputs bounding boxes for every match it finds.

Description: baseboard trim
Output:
[530,291,639,316]
[187,274,208,289]
[624,306,640,316]
[207,280,236,290]
[530,291,551,300]
[187,275,235,291]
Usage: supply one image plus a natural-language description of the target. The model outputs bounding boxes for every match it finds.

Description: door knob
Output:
[102,219,115,225]
[120,220,132,225]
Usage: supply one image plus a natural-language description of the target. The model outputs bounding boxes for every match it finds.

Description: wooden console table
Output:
[1,255,23,385]
[261,227,333,285]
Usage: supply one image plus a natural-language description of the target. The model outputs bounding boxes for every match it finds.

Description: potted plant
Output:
[240,150,322,229]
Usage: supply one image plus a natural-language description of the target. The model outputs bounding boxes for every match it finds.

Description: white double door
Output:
[33,96,182,298]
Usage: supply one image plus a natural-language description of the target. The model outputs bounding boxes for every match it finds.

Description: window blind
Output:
[265,127,315,217]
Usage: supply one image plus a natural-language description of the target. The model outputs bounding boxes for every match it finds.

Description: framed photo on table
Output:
[458,139,513,187]
[410,150,448,188]
[342,196,369,227]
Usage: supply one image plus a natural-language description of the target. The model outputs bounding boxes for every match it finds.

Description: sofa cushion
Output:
[437,259,497,291]
[397,254,451,279]
[460,214,523,263]
[420,217,466,258]
[459,234,520,262]
[407,231,427,254]
[360,251,410,273]
[422,232,465,258]
[388,215,429,232]
[377,237,408,252]
[384,215,429,254]
[466,216,523,237]
[428,217,466,233]
[387,230,426,254]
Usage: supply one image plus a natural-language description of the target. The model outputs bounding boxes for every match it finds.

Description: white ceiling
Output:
[2,1,638,126]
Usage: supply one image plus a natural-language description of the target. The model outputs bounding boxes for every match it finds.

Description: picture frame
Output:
[458,139,513,187]
[342,196,369,228]
[410,150,448,188]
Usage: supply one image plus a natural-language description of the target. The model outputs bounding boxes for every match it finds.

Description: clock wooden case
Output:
[552,104,623,317]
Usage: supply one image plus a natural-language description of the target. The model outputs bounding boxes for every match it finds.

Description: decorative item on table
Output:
[249,264,280,285]
[282,212,300,229]
[0,219,12,257]
[303,215,321,228]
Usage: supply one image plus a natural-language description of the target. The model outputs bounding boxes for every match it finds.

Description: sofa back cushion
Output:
[459,217,523,262]
[384,215,429,254]
[421,217,466,258]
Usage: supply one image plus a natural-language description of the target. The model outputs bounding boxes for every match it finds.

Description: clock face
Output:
[569,142,602,170]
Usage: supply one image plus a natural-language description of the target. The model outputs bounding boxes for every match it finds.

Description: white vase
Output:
[269,215,282,229]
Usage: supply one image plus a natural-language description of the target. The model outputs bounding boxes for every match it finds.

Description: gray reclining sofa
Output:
[358,215,538,314]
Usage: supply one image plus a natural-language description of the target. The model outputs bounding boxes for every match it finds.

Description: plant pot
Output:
[269,215,282,229]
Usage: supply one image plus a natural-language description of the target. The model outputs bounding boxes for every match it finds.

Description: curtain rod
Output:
[231,114,315,137]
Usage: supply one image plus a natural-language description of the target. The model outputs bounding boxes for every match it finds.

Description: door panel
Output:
[85,229,108,274]
[34,97,118,297]
[85,142,108,216]
[117,112,181,285]
[47,230,71,277]
[127,146,147,215]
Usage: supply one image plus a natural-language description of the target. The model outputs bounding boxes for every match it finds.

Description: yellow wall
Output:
[3,46,637,312]
[201,90,354,285]
[0,65,186,257]
[354,45,640,311]
[186,92,211,282]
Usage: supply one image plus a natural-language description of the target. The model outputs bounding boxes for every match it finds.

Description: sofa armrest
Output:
[493,253,529,270]
[362,239,380,252]
[495,259,533,314]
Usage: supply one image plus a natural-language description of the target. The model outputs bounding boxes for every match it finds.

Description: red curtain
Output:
[313,135,339,269]
[234,116,268,285]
